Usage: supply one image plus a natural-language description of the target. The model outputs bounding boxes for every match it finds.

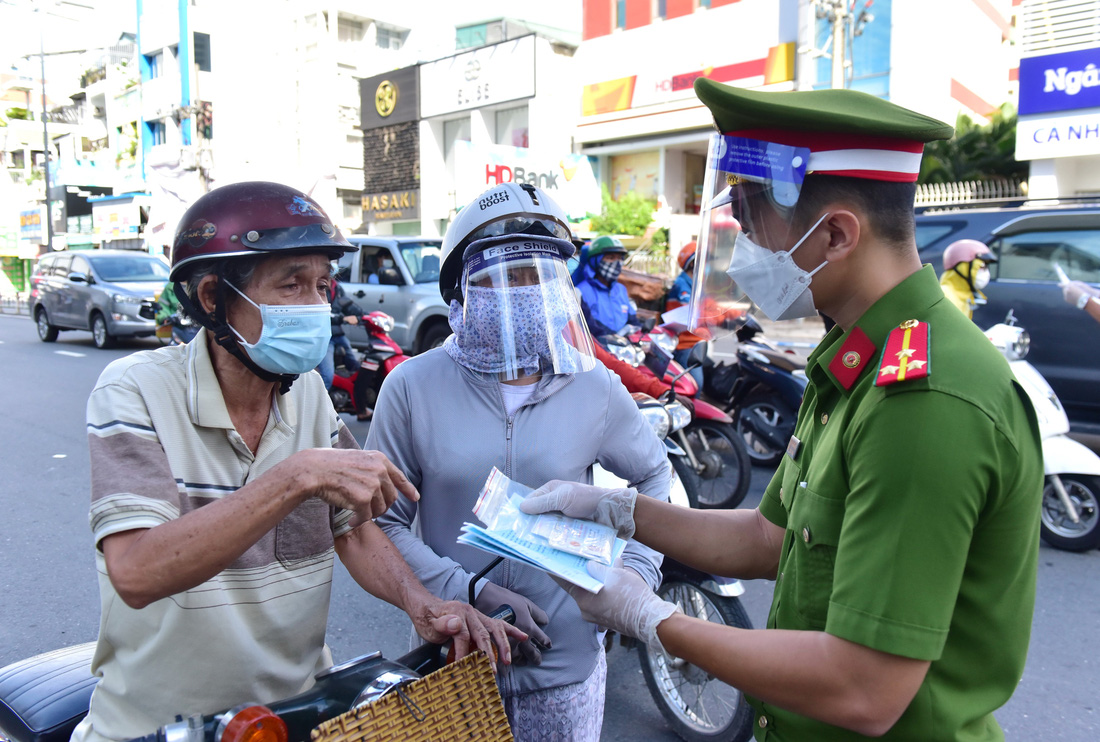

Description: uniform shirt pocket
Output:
[275,497,335,565]
[786,484,845,629]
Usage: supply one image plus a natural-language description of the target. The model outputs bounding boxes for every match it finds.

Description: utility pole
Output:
[807,0,875,90]
[37,3,54,252]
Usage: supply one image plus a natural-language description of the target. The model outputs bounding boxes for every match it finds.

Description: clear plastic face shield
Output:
[451,238,598,379]
[689,133,824,338]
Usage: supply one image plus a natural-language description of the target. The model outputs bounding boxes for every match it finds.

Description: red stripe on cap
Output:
[819,168,920,183]
[730,129,926,154]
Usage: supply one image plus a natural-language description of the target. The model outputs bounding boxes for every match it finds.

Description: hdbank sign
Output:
[1019,48,1100,116]
[454,141,601,220]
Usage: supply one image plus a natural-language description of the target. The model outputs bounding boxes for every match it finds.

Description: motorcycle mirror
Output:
[687,341,708,367]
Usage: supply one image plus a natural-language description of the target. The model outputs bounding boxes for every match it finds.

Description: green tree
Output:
[588,185,655,236]
[919,103,1027,184]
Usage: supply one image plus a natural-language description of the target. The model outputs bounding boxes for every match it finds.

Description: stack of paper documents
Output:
[457,468,627,593]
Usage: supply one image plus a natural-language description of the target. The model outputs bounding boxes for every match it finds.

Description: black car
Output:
[914,201,1100,435]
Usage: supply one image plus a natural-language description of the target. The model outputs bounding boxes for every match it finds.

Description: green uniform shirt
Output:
[751,265,1042,742]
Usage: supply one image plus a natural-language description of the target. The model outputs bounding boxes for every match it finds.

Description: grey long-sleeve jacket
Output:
[369,348,671,698]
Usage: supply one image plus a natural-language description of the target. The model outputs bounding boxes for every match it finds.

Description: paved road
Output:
[1,314,1097,741]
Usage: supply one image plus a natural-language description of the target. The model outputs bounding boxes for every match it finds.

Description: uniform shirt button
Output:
[758,715,769,729]
[820,412,829,425]
[779,486,785,499]
[802,526,812,543]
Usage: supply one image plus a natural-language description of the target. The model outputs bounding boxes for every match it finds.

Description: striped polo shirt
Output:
[77,329,356,742]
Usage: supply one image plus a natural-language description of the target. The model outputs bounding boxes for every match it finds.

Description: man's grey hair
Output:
[181,256,264,307]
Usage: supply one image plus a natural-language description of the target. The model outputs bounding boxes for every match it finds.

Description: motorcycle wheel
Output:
[639,580,754,742]
[735,392,796,468]
[1040,475,1100,551]
[329,387,353,414]
[670,454,703,510]
[680,421,751,509]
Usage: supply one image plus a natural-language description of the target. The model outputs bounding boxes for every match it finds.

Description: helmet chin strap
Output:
[173,279,298,395]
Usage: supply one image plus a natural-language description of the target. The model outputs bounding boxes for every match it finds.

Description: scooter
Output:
[593,391,754,742]
[986,312,1100,551]
[0,607,516,742]
[329,312,409,419]
[602,329,752,510]
[155,313,198,346]
[703,315,809,468]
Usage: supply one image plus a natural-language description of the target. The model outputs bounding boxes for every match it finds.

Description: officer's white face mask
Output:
[726,213,829,322]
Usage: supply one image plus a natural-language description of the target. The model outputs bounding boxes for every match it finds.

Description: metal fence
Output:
[914,179,1027,207]
[0,294,30,316]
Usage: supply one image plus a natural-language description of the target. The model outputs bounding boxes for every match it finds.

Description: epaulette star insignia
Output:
[875,319,930,387]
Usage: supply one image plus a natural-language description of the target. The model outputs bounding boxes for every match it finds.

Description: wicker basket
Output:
[310,652,513,742]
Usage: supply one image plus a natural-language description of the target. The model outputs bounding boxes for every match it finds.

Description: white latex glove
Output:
[520,480,638,539]
[1063,281,1098,307]
[553,564,679,654]
[474,582,551,667]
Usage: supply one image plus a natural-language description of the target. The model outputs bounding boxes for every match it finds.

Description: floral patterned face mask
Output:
[444,280,586,377]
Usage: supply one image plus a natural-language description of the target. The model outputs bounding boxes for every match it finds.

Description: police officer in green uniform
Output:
[520,80,1043,741]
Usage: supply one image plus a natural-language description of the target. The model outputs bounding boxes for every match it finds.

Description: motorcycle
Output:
[329,311,409,419]
[986,311,1100,551]
[155,313,198,346]
[602,328,752,510]
[702,315,809,468]
[594,391,754,742]
[0,607,516,742]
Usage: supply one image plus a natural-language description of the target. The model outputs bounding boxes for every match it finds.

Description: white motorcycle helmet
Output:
[440,183,597,379]
[439,182,575,304]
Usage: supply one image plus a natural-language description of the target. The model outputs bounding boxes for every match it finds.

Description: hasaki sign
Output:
[361,190,420,222]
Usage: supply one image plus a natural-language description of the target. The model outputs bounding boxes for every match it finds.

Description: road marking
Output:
[52,454,67,459]
[55,350,86,358]
[711,351,738,359]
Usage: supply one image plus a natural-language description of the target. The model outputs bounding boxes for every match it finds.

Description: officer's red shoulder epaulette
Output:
[875,319,930,387]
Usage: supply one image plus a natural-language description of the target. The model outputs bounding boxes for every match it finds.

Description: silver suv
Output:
[335,236,451,354]
[31,249,169,349]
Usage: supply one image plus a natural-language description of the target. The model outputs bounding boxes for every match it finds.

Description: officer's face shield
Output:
[688,133,812,338]
[459,238,598,379]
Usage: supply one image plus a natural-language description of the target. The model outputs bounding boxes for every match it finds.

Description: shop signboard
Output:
[454,141,601,220]
[19,206,45,243]
[361,190,420,222]
[420,35,535,119]
[93,197,143,238]
[1016,107,1100,160]
[1019,48,1100,116]
[360,65,419,129]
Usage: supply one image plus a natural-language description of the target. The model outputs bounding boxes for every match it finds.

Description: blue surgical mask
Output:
[226,282,331,375]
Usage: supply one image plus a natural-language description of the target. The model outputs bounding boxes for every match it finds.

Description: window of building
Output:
[193,32,211,72]
[616,0,627,28]
[146,50,163,78]
[654,0,667,19]
[376,24,406,50]
[443,117,471,162]
[338,17,365,44]
[456,23,488,49]
[495,106,529,149]
[148,120,166,145]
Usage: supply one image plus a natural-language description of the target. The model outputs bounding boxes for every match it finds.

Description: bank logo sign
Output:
[1019,48,1100,116]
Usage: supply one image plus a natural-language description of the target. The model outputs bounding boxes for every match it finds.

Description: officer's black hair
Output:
[792,175,917,251]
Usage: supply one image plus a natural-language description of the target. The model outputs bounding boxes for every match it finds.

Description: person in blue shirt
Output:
[575,235,638,342]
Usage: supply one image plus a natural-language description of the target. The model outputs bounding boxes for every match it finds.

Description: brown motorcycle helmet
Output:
[169,181,355,281]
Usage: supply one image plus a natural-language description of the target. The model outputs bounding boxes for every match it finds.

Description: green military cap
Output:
[694,78,953,182]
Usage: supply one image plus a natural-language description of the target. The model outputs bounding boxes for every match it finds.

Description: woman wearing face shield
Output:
[939,239,998,319]
[367,183,672,741]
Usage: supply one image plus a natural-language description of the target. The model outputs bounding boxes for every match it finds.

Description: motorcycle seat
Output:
[0,643,97,742]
